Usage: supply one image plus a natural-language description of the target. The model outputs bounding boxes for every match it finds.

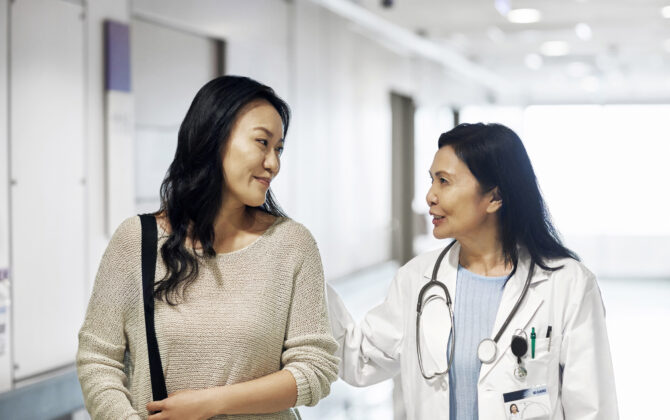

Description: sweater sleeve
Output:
[76,217,141,420]
[281,232,339,407]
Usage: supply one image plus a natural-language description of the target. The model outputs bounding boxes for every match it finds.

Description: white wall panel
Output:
[131,18,219,213]
[0,0,12,393]
[9,0,86,380]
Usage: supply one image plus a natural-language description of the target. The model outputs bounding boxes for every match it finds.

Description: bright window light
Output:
[523,105,670,236]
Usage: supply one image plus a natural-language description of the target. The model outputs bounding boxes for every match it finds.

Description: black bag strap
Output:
[139,214,168,402]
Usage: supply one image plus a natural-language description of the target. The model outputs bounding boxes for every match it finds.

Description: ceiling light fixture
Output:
[540,41,570,56]
[662,6,670,18]
[507,8,542,23]
[575,23,592,40]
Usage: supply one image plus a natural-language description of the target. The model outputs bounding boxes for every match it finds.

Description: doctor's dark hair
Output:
[155,75,289,304]
[437,123,578,275]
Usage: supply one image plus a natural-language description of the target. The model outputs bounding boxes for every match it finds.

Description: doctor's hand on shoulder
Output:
[328,123,619,420]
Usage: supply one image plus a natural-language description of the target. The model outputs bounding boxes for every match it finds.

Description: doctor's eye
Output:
[275,146,284,156]
[439,177,449,185]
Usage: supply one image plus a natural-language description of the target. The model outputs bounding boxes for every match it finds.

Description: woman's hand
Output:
[147,388,218,420]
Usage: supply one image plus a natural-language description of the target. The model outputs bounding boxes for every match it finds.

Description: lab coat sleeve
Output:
[76,217,141,420]
[559,268,619,420]
[281,234,340,408]
[327,266,407,386]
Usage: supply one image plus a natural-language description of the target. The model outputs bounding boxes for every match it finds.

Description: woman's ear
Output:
[487,187,502,213]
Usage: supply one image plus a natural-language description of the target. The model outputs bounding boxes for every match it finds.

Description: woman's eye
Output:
[257,139,269,146]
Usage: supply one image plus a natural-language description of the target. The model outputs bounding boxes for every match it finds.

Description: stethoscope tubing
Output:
[416,240,536,379]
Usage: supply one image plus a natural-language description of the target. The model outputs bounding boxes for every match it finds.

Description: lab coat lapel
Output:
[479,251,549,383]
[418,242,460,377]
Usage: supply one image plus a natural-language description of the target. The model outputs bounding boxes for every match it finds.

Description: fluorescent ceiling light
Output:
[575,23,592,40]
[507,8,542,24]
[524,53,543,70]
[540,41,570,57]
[662,6,670,18]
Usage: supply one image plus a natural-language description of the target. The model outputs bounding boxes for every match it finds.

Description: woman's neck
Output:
[457,226,511,277]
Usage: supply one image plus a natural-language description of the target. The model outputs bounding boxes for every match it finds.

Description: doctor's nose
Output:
[426,187,438,207]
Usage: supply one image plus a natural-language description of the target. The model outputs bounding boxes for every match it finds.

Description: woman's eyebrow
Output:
[253,127,274,137]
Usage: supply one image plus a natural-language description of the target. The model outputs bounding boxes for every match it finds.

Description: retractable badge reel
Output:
[511,330,528,380]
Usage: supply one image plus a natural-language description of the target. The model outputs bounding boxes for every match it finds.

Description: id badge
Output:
[502,385,551,419]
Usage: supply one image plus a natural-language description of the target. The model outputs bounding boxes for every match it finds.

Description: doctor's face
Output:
[426,145,500,240]
[221,99,284,208]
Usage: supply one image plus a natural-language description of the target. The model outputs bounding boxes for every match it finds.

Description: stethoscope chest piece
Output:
[477,338,497,364]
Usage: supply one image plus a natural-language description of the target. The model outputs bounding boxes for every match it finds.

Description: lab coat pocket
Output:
[522,335,562,419]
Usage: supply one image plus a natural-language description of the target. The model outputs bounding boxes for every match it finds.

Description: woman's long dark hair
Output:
[155,75,290,304]
[438,122,578,275]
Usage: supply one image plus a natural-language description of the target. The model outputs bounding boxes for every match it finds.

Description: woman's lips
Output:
[432,216,445,225]
[254,177,271,187]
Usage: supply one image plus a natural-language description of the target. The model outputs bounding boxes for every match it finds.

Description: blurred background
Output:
[1,0,669,418]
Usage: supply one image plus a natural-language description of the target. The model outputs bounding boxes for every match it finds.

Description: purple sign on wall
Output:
[104,20,131,92]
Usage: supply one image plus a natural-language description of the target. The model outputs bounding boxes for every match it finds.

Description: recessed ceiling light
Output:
[575,23,592,40]
[662,6,670,18]
[507,8,542,24]
[540,41,570,56]
[524,53,543,70]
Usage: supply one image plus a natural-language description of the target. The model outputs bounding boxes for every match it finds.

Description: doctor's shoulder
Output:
[396,247,446,284]
[544,256,603,307]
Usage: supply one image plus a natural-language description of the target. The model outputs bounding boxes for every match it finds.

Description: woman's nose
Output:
[264,151,280,175]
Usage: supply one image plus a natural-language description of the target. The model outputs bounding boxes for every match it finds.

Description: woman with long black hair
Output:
[328,123,618,419]
[77,75,338,419]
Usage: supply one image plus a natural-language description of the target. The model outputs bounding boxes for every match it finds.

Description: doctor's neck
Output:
[456,224,512,277]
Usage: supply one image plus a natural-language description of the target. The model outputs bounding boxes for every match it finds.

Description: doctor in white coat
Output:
[328,123,619,420]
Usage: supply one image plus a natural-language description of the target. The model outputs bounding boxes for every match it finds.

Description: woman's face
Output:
[426,145,500,240]
[221,99,284,208]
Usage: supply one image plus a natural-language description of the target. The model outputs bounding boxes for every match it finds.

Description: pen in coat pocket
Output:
[546,325,553,351]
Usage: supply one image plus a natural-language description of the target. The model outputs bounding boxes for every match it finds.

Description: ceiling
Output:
[352,0,670,104]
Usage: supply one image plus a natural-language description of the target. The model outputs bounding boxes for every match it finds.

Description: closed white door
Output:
[10,0,86,380]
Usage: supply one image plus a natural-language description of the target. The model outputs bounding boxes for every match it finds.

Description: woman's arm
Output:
[77,218,141,420]
[146,370,297,419]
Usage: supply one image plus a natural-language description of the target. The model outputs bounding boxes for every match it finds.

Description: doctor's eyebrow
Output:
[429,170,454,179]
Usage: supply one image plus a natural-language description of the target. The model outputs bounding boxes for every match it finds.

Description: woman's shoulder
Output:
[268,216,317,244]
[109,215,143,246]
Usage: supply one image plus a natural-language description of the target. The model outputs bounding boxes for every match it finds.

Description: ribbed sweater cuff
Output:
[284,366,312,407]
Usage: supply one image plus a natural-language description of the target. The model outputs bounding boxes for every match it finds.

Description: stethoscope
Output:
[416,240,535,380]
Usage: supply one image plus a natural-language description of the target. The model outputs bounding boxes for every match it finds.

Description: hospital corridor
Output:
[1,0,670,419]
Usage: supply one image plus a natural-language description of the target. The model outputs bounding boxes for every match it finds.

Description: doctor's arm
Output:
[327,266,408,386]
[559,270,619,420]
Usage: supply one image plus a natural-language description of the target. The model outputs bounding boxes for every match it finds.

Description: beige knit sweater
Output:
[77,216,339,419]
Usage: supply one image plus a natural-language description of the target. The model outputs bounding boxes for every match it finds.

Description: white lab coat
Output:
[327,242,619,420]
